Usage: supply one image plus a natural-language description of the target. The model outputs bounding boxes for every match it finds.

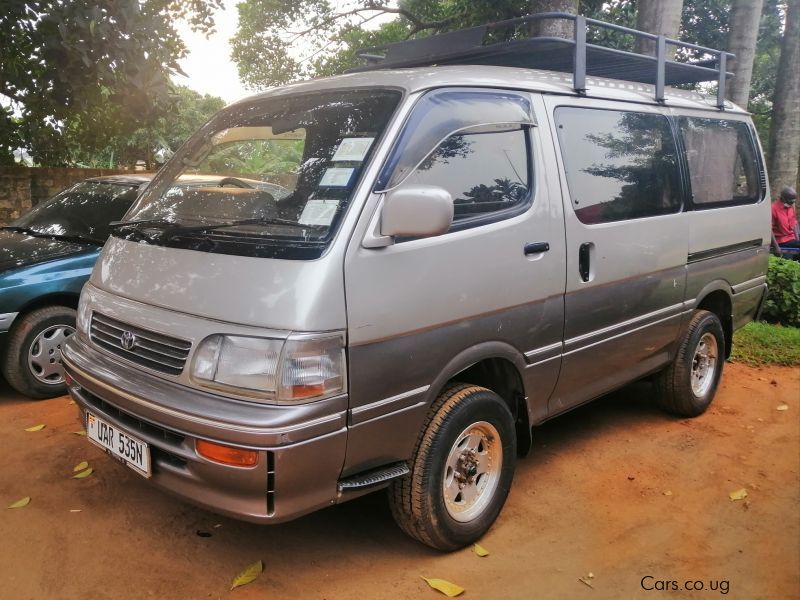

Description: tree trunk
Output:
[634,0,684,56]
[767,0,800,193]
[726,0,765,108]
[529,0,579,38]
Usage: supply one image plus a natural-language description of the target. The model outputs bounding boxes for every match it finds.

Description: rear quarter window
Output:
[678,117,762,208]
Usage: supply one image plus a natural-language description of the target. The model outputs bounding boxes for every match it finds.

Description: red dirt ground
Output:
[0,362,797,600]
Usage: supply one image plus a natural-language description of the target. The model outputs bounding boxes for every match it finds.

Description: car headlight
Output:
[191,332,346,403]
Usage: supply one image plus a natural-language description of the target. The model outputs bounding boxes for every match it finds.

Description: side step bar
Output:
[337,461,410,493]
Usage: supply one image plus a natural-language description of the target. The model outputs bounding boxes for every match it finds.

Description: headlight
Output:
[191,332,346,403]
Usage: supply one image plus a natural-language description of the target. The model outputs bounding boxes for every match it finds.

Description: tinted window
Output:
[679,117,761,207]
[13,181,139,242]
[377,88,534,190]
[555,107,682,224]
[402,124,531,225]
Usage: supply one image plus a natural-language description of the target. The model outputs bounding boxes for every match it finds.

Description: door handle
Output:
[524,242,550,255]
[578,242,592,282]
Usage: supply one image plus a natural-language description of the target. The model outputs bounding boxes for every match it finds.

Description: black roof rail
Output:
[350,12,735,109]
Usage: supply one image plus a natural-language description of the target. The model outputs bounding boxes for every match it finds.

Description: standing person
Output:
[772,186,799,252]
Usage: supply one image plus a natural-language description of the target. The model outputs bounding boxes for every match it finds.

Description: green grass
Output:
[730,321,800,367]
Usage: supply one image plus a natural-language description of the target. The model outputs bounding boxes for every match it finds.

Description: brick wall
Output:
[0,166,133,225]
[0,168,31,224]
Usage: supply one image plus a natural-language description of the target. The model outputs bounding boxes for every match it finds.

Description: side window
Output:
[377,88,535,232]
[678,117,761,207]
[554,107,682,224]
[404,125,531,223]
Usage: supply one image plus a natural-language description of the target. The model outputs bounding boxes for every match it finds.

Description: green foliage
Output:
[730,321,800,366]
[761,256,800,327]
[231,0,536,89]
[0,0,221,165]
[63,85,225,169]
[201,139,303,178]
[749,0,783,150]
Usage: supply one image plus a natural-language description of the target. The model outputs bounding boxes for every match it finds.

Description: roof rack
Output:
[351,12,735,109]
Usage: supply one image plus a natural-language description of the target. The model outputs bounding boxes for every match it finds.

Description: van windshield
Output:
[119,89,401,259]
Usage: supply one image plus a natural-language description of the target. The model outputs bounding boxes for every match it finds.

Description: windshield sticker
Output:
[331,137,375,162]
[319,167,354,187]
[299,199,340,226]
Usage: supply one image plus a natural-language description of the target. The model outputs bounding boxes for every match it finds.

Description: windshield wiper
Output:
[155,216,312,240]
[47,233,105,245]
[109,218,180,231]
[1,226,104,245]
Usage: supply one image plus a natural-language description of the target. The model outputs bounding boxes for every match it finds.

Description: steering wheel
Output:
[218,177,255,189]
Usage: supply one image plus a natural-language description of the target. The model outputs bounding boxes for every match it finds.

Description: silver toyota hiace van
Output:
[63,14,770,550]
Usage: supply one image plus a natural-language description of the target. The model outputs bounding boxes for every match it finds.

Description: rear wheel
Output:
[655,309,725,417]
[2,306,76,399]
[388,383,516,551]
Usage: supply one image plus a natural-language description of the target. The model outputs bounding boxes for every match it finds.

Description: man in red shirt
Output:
[772,186,798,251]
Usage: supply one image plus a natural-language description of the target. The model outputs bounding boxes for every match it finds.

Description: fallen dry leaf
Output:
[73,461,89,472]
[72,430,87,436]
[663,490,673,496]
[230,560,263,590]
[73,468,93,479]
[578,575,595,588]
[7,497,31,509]
[24,424,45,432]
[729,488,748,501]
[421,577,464,597]
[776,403,789,411]
[473,543,489,557]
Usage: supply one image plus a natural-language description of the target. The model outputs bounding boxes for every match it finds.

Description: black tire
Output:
[655,309,725,417]
[1,306,76,399]
[388,383,516,551]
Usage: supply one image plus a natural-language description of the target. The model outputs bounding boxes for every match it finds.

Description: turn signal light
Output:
[196,439,258,467]
[287,383,326,400]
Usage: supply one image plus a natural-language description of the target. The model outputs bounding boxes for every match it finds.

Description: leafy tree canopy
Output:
[231,0,541,88]
[0,0,222,165]
[63,85,226,169]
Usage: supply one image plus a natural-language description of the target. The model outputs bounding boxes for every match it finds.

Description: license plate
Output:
[86,412,151,478]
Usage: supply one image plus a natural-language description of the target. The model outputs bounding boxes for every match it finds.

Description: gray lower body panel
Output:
[343,297,563,476]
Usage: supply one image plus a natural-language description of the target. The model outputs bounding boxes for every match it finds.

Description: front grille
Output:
[90,312,191,375]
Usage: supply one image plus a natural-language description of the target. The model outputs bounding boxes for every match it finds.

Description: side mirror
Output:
[380,185,454,238]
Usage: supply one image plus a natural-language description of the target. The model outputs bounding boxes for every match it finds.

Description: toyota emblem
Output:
[120,330,137,351]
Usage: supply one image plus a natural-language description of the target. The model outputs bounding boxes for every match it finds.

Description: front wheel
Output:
[388,383,516,551]
[1,306,76,399]
[655,309,725,417]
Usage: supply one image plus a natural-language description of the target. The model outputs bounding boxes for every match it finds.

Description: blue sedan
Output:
[0,175,150,398]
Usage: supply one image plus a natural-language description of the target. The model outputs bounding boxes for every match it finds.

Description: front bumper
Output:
[62,335,348,523]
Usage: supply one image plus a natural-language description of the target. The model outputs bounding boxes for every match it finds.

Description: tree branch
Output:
[287,2,458,42]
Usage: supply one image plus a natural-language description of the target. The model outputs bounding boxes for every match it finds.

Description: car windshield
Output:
[10,181,140,243]
[122,89,402,260]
